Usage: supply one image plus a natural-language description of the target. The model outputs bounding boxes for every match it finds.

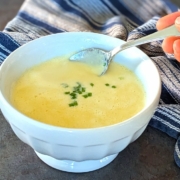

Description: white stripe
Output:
[157,109,180,125]
[0,44,11,54]
[67,0,114,26]
[155,57,180,103]
[168,106,180,116]
[162,57,180,81]
[103,0,122,15]
[0,52,7,58]
[153,115,180,133]
[175,142,180,158]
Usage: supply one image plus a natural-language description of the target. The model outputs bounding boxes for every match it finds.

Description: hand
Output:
[156,12,180,61]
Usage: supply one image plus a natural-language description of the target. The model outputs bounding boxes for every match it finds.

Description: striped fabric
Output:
[1,0,180,167]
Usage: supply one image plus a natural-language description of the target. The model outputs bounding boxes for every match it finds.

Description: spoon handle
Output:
[110,25,180,57]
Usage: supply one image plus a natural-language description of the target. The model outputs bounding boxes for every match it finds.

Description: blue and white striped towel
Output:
[1,0,180,167]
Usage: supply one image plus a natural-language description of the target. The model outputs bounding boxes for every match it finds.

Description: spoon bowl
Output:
[70,25,180,75]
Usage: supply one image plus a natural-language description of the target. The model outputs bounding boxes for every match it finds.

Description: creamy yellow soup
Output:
[11,57,145,128]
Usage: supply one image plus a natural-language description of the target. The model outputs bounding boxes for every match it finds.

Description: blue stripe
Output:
[0,55,6,62]
[149,115,179,139]
[138,46,165,56]
[53,0,128,31]
[136,28,157,35]
[0,48,9,56]
[160,62,180,91]
[162,0,179,12]
[153,59,180,100]
[70,0,103,26]
[157,108,180,128]
[168,58,180,71]
[152,60,179,104]
[0,54,6,58]
[18,11,65,33]
[161,84,177,104]
[53,0,103,30]
[167,106,180,118]
[109,0,143,25]
[100,0,117,15]
[0,32,20,53]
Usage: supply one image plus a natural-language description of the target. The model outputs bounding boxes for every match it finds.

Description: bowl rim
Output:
[0,32,161,131]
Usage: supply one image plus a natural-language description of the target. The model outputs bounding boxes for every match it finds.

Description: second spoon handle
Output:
[110,25,180,57]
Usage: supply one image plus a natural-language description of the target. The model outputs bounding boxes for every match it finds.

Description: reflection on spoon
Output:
[70,25,180,76]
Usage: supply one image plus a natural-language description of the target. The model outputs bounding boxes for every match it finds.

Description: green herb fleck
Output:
[82,87,86,92]
[71,96,77,99]
[88,92,92,96]
[70,93,76,96]
[64,82,93,106]
[105,83,109,86]
[83,94,88,98]
[78,91,82,94]
[74,101,78,106]
[112,85,116,88]
[69,101,78,107]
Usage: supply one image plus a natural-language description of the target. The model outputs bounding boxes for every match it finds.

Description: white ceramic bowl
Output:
[0,32,161,173]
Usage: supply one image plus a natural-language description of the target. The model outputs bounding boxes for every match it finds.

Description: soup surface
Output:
[11,57,146,128]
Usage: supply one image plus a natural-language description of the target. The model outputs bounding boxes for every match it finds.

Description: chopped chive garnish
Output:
[82,87,86,92]
[105,83,109,86]
[70,93,76,96]
[83,94,88,98]
[69,101,78,107]
[64,82,93,106]
[88,92,92,96]
[112,85,116,88]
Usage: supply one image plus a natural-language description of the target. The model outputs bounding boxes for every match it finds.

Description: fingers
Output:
[162,37,180,61]
[156,11,180,30]
[162,37,180,53]
[174,39,180,62]
[175,17,180,32]
[157,12,180,62]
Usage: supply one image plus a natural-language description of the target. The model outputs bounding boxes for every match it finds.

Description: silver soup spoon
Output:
[70,25,180,76]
